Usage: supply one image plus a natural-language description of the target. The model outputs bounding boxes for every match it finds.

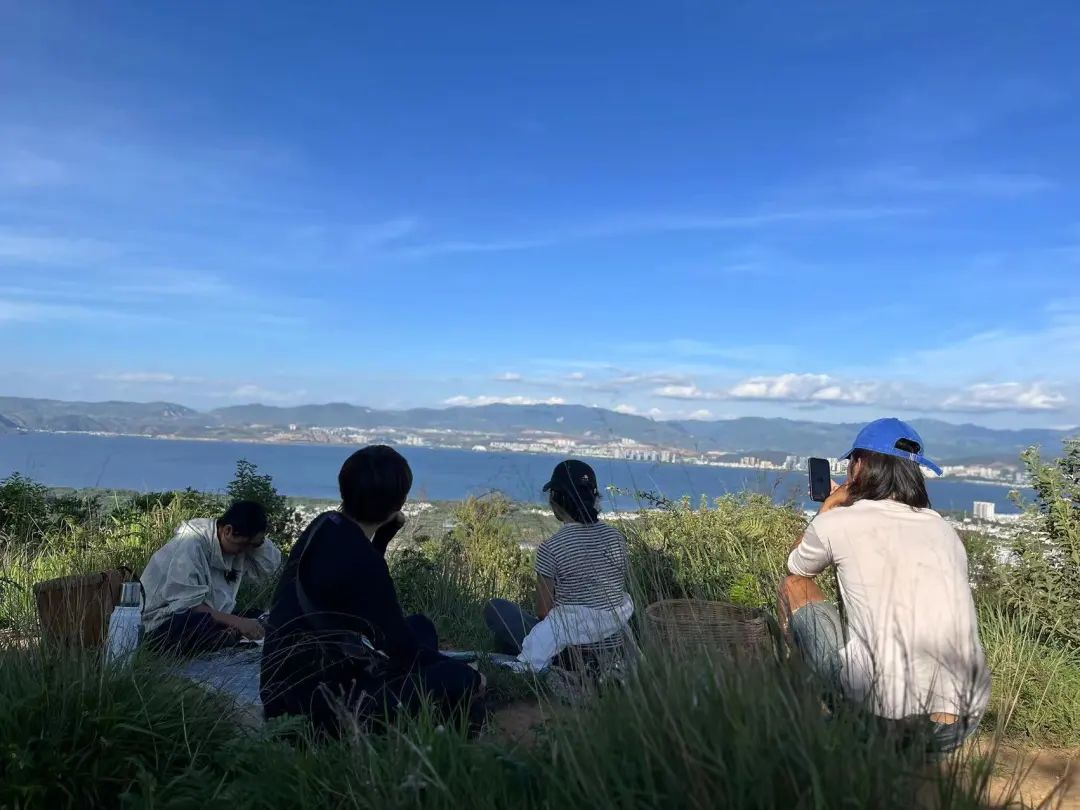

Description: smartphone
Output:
[808,457,833,502]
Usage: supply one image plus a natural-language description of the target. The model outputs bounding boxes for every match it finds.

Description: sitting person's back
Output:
[793,497,988,719]
[536,518,628,611]
[782,418,990,751]
[260,445,483,736]
[485,459,632,670]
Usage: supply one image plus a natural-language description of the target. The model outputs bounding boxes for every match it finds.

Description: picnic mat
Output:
[177,648,529,716]
[179,645,263,708]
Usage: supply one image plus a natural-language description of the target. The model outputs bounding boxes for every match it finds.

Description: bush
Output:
[979,602,1080,747]
[622,493,807,608]
[0,474,53,550]
[1006,437,1080,647]
[445,496,533,606]
[226,460,303,546]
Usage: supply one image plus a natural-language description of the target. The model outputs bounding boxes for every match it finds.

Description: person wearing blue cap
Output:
[779,418,990,754]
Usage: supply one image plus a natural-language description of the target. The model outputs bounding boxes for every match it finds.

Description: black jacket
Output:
[259,511,444,730]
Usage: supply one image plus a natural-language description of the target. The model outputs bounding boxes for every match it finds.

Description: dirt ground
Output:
[982,745,1078,809]
[486,701,1078,808]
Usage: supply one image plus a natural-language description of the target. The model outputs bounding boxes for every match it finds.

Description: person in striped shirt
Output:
[484,459,631,662]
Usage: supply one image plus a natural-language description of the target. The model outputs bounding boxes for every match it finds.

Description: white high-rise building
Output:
[973,501,996,521]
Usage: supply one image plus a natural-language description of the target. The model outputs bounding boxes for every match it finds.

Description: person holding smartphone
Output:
[260,445,484,737]
[779,418,990,754]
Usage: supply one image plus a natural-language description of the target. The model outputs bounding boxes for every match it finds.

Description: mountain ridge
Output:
[0,395,1073,463]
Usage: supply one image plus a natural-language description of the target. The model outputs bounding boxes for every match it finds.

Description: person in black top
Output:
[260,445,484,737]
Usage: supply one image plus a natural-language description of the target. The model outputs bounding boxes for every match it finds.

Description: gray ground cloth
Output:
[179,645,263,710]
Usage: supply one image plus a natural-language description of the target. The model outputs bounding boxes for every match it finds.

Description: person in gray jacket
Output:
[141,500,282,656]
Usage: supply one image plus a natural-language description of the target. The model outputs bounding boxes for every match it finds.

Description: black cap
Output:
[542,459,599,499]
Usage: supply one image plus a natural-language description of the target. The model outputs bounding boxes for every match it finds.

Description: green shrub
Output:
[446,497,533,606]
[622,493,807,608]
[226,459,303,546]
[1006,437,1080,647]
[979,602,1080,747]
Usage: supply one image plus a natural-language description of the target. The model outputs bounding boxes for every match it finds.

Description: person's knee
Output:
[483,599,506,628]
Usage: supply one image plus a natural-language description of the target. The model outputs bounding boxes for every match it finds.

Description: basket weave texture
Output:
[645,598,772,655]
[33,570,126,649]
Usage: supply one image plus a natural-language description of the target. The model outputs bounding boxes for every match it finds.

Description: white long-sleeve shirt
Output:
[788,499,990,720]
[140,518,282,632]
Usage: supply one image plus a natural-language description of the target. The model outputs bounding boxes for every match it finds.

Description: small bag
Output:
[33,569,130,649]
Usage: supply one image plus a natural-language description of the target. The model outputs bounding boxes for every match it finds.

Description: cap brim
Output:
[919,457,943,477]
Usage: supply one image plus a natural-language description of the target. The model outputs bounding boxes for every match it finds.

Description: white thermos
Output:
[105,581,144,668]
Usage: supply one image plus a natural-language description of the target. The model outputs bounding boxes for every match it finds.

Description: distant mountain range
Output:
[0,396,1074,464]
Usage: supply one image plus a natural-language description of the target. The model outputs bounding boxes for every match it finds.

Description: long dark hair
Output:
[847,449,931,509]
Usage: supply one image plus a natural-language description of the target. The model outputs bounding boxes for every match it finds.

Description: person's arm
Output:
[371,512,406,559]
[191,603,263,638]
[534,534,559,617]
[536,576,556,619]
[787,523,833,579]
[243,539,283,582]
[361,557,445,669]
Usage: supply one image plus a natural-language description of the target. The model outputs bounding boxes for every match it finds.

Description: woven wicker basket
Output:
[33,569,126,649]
[645,599,774,657]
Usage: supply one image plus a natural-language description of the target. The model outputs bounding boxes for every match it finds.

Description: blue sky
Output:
[1,1,1078,429]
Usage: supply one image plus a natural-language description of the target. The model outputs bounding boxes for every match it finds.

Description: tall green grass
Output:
[0,634,1008,809]
[1,465,1078,808]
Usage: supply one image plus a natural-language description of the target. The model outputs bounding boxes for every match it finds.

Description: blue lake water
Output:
[0,432,1026,514]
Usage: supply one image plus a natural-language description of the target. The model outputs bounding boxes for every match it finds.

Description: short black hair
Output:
[338,445,413,524]
[848,450,931,509]
[218,500,269,538]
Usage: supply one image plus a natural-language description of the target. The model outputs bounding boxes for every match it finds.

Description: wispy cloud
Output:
[856,165,1055,197]
[0,230,117,265]
[393,205,920,258]
[96,371,205,385]
[224,384,309,403]
[0,146,67,188]
[443,395,567,407]
[858,76,1067,145]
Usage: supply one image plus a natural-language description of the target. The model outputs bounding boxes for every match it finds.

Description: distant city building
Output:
[973,501,996,520]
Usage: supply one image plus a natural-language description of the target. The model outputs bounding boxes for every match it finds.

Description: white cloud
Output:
[226,384,308,403]
[613,404,639,414]
[724,373,902,406]
[654,384,714,400]
[566,372,587,381]
[443,395,567,407]
[941,383,1067,412]
[686,409,714,420]
[494,372,523,382]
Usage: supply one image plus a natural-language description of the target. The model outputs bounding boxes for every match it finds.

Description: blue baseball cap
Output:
[841,418,942,476]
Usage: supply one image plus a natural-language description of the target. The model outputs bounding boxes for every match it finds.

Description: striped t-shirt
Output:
[535,521,629,610]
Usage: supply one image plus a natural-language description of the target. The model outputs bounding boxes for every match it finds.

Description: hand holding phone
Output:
[808,457,834,503]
